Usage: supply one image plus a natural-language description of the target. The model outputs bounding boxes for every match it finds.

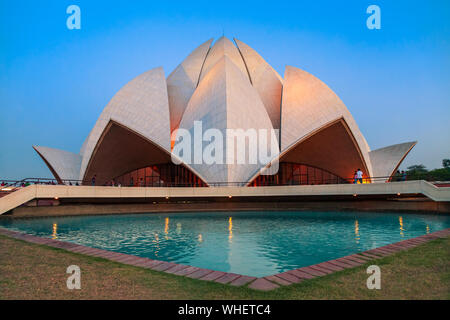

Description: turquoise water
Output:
[1,211,448,277]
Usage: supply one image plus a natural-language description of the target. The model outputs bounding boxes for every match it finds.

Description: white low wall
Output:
[1,180,449,215]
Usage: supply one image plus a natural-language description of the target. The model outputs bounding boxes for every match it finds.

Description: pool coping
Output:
[0,226,448,291]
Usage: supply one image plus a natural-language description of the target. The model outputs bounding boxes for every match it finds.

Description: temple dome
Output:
[34,37,416,186]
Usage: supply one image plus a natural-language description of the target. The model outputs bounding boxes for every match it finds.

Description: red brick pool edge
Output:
[0,227,448,291]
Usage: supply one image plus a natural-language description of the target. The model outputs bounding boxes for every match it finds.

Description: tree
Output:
[428,168,450,181]
[406,164,427,173]
[405,161,450,182]
[405,164,428,181]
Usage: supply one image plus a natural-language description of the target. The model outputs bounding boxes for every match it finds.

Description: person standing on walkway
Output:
[356,169,363,184]
[401,170,407,181]
[353,171,358,184]
[91,174,96,186]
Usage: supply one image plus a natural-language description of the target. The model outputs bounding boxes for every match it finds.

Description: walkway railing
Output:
[2,176,449,191]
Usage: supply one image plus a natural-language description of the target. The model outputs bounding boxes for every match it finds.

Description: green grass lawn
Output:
[0,234,448,299]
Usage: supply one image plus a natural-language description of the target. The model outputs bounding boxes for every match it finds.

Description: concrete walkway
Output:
[1,180,450,215]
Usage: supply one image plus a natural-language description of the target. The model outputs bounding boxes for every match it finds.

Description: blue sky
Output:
[0,0,449,179]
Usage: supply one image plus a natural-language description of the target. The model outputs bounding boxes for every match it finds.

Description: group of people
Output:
[352,168,408,183]
[91,175,123,187]
[107,179,122,187]
[394,170,407,182]
[90,174,148,187]
[1,180,66,189]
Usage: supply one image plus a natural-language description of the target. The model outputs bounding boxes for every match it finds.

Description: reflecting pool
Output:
[1,210,448,277]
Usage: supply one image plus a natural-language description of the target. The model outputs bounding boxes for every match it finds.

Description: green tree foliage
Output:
[407,164,427,173]
[405,160,450,181]
[443,159,450,168]
[405,164,428,181]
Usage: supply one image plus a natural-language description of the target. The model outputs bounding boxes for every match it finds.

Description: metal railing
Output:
[1,175,442,191]
[1,178,61,189]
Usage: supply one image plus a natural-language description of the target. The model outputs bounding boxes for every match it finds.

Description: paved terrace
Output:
[1,180,450,215]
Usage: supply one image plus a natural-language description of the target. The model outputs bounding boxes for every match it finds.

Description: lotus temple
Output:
[32,37,416,187]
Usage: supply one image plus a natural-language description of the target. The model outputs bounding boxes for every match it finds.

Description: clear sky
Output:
[0,0,449,179]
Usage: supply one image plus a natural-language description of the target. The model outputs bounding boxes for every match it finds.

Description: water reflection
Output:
[399,216,404,237]
[164,217,169,240]
[52,223,58,239]
[228,217,233,243]
[354,220,360,244]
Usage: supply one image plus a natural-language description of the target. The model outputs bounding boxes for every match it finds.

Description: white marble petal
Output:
[167,39,213,133]
[33,146,81,182]
[234,38,282,129]
[369,142,417,182]
[79,67,171,181]
[280,66,373,177]
[198,36,249,84]
[177,56,277,185]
